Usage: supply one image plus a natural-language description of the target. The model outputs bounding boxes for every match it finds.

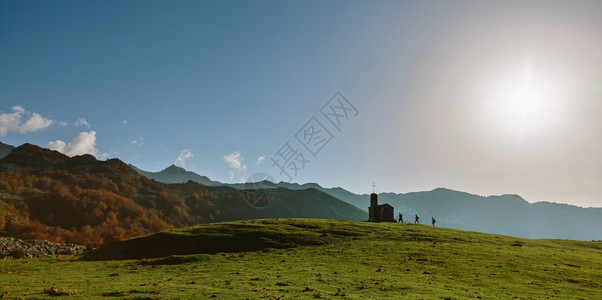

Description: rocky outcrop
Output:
[0,237,86,259]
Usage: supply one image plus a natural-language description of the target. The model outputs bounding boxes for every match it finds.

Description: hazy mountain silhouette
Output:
[0,141,15,160]
[375,188,602,240]
[230,182,602,240]
[129,164,220,186]
[135,165,601,240]
[280,184,602,240]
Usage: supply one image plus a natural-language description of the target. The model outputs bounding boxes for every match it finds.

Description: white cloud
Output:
[12,106,25,114]
[74,118,90,129]
[123,120,128,125]
[131,137,144,146]
[0,108,23,136]
[175,149,194,167]
[0,106,54,136]
[46,140,66,153]
[223,151,247,171]
[19,113,54,133]
[58,121,68,127]
[45,131,101,157]
[223,151,249,182]
[65,131,99,156]
[256,156,265,165]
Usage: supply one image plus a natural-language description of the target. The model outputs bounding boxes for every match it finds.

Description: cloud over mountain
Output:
[46,131,101,157]
[175,149,193,167]
[223,151,247,171]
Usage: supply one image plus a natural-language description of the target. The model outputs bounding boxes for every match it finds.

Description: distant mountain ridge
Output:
[129,164,220,186]
[376,188,602,240]
[0,141,15,160]
[280,185,602,240]
[132,165,602,241]
[237,182,602,240]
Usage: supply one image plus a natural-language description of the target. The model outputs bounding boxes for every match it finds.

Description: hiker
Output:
[432,217,436,227]
[414,214,419,224]
[398,213,403,223]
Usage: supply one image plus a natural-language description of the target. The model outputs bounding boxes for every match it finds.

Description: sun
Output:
[496,81,548,133]
[488,65,558,135]
[507,85,543,118]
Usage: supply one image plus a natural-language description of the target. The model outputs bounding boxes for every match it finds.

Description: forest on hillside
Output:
[0,146,366,248]
[0,168,252,247]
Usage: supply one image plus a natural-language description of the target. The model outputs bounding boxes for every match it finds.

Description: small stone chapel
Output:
[368,183,395,222]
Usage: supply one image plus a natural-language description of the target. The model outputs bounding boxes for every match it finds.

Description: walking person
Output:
[398,213,403,223]
[414,214,419,224]
[432,217,436,227]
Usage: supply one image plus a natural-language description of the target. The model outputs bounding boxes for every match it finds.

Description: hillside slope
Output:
[0,144,366,247]
[17,218,595,299]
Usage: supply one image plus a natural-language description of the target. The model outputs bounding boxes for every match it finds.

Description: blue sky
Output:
[1,0,601,207]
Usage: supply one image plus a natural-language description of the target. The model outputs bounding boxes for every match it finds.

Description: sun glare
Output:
[489,64,557,134]
[508,85,543,118]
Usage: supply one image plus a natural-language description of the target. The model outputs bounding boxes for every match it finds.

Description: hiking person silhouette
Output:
[398,213,403,223]
[414,214,419,224]
[432,217,436,227]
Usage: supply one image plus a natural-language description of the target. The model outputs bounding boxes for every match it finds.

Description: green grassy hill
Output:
[1,219,601,299]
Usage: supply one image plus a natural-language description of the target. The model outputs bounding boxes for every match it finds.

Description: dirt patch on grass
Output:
[102,289,161,297]
[44,286,74,296]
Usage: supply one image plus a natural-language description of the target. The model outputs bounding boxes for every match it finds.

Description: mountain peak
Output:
[0,142,137,176]
[131,164,220,186]
[164,164,185,172]
[0,143,68,170]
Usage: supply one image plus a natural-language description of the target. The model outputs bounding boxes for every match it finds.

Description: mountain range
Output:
[129,164,220,186]
[130,158,602,241]
[1,141,600,242]
[0,142,366,247]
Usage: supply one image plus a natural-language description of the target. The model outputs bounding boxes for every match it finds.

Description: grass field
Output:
[1,218,601,299]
